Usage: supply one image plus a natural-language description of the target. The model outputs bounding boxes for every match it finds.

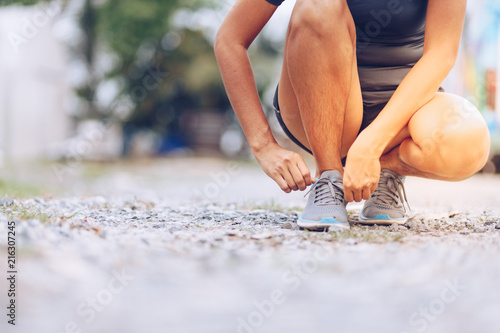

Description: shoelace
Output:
[372,171,410,211]
[305,177,345,206]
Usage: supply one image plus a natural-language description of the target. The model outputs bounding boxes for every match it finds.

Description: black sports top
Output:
[266,0,428,107]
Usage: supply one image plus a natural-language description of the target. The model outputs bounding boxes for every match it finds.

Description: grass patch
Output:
[0,179,45,198]
[246,199,302,212]
[0,205,51,223]
[329,227,405,243]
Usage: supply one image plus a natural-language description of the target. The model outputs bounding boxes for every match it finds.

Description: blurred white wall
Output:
[0,4,70,164]
[497,22,500,120]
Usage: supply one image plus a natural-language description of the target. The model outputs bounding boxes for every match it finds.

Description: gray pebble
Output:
[345,238,357,246]
[251,232,272,240]
[275,213,289,220]
[0,199,14,207]
[34,197,45,204]
[249,209,266,215]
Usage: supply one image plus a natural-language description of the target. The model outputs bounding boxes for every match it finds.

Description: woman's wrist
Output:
[350,127,388,157]
[249,129,277,155]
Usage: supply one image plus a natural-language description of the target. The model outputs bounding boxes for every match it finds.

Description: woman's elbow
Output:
[214,31,234,60]
[214,31,225,58]
[443,52,458,72]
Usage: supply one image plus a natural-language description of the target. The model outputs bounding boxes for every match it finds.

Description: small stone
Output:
[34,197,45,204]
[496,222,500,230]
[459,229,472,235]
[281,223,293,229]
[85,218,97,224]
[405,219,419,230]
[275,213,288,220]
[169,226,183,233]
[389,223,400,232]
[249,209,266,215]
[251,232,273,240]
[345,238,357,245]
[0,199,14,207]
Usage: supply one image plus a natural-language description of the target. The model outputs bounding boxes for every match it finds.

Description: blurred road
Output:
[0,157,499,333]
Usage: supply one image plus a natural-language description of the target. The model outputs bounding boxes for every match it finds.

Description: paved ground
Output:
[1,157,499,333]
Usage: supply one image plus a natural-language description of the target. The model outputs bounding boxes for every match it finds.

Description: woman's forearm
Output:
[214,39,276,153]
[357,50,456,155]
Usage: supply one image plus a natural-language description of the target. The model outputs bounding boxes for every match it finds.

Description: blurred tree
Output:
[95,0,230,154]
[0,0,50,5]
[1,0,279,156]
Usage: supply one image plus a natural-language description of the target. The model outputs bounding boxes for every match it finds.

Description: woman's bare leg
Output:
[380,93,490,180]
[277,0,363,176]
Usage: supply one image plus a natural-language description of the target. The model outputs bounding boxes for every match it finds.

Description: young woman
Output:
[214,0,490,230]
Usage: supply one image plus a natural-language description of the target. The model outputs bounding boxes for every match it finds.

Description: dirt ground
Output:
[1,157,499,333]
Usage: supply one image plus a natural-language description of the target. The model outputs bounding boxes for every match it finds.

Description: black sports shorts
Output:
[273,84,386,156]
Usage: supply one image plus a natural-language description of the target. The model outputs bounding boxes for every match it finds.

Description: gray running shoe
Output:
[359,169,410,225]
[298,170,350,231]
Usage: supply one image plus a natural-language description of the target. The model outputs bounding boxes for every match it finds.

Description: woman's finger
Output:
[271,172,291,193]
[281,168,299,191]
[353,189,363,202]
[362,188,372,200]
[344,188,354,202]
[296,160,313,187]
[288,164,308,191]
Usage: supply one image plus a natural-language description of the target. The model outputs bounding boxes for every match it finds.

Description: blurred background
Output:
[0,0,499,196]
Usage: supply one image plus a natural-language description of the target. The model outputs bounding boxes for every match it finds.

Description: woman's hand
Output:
[254,142,313,193]
[343,139,381,202]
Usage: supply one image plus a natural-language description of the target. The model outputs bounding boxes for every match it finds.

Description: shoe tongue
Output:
[320,170,342,181]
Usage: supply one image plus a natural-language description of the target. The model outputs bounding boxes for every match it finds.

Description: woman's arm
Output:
[355,0,467,154]
[215,0,312,192]
[343,0,467,201]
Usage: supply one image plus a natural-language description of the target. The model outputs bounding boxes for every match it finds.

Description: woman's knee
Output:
[405,94,491,179]
[437,122,490,179]
[290,0,353,38]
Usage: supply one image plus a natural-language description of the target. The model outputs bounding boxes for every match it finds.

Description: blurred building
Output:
[0,4,70,164]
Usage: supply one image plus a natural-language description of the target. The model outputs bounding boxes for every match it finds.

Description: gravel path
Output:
[1,158,500,333]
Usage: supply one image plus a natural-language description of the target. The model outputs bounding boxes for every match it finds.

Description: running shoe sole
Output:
[298,217,350,231]
[358,213,407,225]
